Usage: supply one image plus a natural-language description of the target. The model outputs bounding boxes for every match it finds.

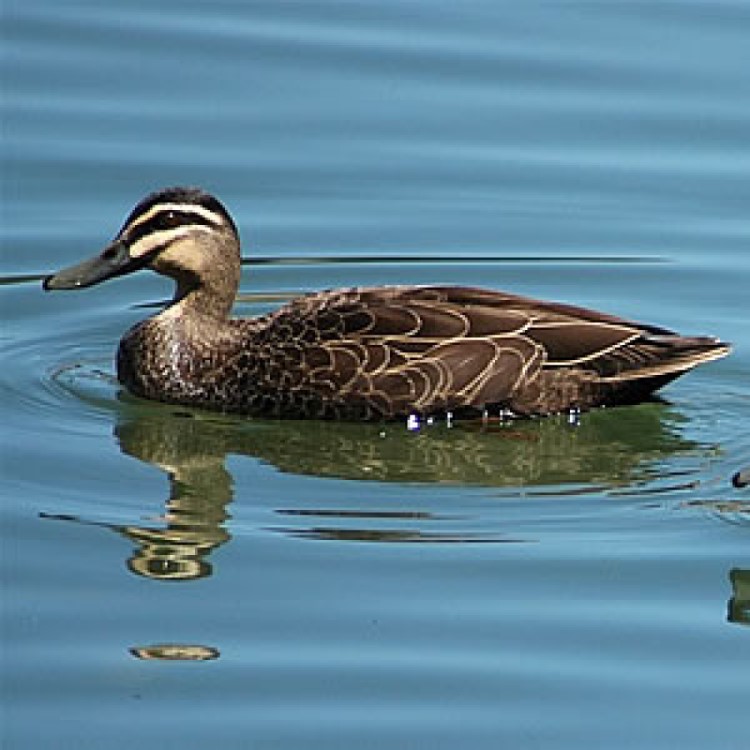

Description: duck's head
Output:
[43,187,241,305]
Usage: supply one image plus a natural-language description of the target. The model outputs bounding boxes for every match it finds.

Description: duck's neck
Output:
[168,266,240,323]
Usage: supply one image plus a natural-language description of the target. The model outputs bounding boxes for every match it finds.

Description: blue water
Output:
[2,2,749,749]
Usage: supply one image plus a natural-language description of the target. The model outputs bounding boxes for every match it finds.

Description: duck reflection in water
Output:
[114,410,234,580]
[43,395,717,581]
[43,407,233,581]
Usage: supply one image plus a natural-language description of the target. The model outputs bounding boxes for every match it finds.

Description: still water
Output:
[2,2,749,749]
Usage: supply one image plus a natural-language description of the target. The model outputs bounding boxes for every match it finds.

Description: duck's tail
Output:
[598,335,731,384]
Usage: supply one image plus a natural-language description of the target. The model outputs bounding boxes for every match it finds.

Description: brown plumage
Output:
[43,187,731,421]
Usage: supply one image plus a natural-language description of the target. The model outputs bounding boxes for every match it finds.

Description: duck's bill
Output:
[43,241,145,291]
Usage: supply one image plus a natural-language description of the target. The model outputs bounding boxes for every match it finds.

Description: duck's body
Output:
[44,187,731,421]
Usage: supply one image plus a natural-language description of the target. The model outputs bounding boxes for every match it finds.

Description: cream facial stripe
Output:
[122,202,226,258]
[127,224,214,259]
[127,203,225,232]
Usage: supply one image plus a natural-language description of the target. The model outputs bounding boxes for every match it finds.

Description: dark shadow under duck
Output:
[43,186,731,420]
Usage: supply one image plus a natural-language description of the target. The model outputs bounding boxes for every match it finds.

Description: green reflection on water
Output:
[43,358,717,582]
[111,397,697,491]
[729,568,750,627]
[98,400,694,574]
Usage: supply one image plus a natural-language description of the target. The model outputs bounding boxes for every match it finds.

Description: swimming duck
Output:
[44,187,731,421]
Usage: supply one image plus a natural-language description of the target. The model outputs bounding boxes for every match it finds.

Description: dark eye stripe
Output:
[123,209,218,246]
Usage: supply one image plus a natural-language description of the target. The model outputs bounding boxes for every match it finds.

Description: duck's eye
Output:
[157,211,181,230]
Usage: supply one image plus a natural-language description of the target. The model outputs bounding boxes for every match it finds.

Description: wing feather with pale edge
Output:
[259,285,728,416]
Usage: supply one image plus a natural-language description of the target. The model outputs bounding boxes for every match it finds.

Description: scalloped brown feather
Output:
[117,284,731,420]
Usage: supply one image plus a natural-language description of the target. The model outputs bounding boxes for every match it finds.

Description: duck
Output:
[43,186,731,421]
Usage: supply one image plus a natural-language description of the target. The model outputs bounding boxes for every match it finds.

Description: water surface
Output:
[3,2,749,749]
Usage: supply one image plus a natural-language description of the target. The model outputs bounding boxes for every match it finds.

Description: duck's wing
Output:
[357,286,729,381]
[264,285,729,417]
